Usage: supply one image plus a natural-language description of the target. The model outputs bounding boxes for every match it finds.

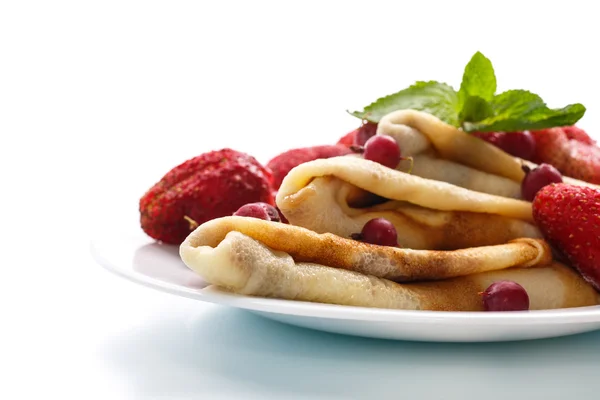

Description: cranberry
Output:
[363,135,401,169]
[481,281,530,311]
[352,218,398,247]
[521,163,563,202]
[233,202,281,222]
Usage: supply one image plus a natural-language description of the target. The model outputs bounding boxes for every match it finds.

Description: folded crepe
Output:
[179,220,598,311]
[276,156,541,250]
[377,109,597,198]
[180,216,551,283]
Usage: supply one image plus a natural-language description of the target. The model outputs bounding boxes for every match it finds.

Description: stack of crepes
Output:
[180,110,600,311]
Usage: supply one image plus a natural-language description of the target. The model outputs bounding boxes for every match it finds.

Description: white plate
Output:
[91,231,600,343]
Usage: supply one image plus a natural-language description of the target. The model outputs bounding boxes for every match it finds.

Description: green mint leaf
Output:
[462,90,586,132]
[349,51,586,133]
[458,51,497,112]
[459,95,494,123]
[350,81,459,125]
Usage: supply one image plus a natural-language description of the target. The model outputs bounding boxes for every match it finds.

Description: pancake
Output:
[180,216,551,283]
[276,157,541,250]
[378,109,598,197]
[179,226,598,311]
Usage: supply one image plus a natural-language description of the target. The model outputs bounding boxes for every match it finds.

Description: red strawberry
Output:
[531,127,600,184]
[472,131,536,160]
[337,122,377,147]
[140,148,273,244]
[267,145,352,189]
[533,183,600,290]
[337,130,356,147]
[353,122,378,146]
[472,131,504,147]
[563,126,595,145]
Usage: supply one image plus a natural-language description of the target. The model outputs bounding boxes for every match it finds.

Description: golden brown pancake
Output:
[179,227,599,311]
[276,157,541,250]
[378,109,598,197]
[180,216,551,283]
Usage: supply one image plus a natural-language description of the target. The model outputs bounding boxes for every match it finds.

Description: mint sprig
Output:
[458,51,496,110]
[463,90,586,132]
[457,52,496,124]
[350,52,586,133]
[350,81,459,126]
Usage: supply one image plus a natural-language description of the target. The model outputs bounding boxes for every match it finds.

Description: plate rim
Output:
[90,236,600,326]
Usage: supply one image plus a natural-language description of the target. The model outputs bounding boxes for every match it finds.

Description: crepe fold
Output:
[378,109,597,198]
[276,156,541,250]
[180,219,598,311]
[181,216,551,283]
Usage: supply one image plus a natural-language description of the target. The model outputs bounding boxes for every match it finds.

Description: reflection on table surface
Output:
[101,305,600,399]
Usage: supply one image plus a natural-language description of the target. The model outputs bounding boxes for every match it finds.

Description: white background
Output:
[1,1,600,399]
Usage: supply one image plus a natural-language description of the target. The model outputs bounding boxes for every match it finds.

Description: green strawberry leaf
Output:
[458,51,497,112]
[463,90,586,132]
[349,81,460,125]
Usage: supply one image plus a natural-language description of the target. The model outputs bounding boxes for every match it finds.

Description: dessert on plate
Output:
[275,156,539,250]
[179,218,595,311]
[139,52,600,312]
